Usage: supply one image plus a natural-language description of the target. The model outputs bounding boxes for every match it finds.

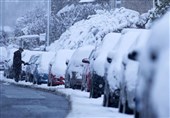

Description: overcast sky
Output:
[0,0,47,28]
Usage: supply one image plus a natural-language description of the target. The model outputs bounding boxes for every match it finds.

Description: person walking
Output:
[13,48,25,82]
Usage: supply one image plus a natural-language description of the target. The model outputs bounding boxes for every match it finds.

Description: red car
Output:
[48,49,74,86]
[48,63,65,86]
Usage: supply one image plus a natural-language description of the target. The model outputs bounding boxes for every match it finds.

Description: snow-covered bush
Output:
[145,0,170,28]
[49,8,142,50]
[14,4,47,37]
[49,3,110,44]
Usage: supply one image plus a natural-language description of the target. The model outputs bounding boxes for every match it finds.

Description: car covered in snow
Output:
[25,52,55,84]
[48,49,74,86]
[104,29,142,108]
[3,48,18,78]
[135,11,169,118]
[118,29,150,114]
[0,46,8,70]
[88,32,121,99]
[65,46,94,89]
[81,49,95,92]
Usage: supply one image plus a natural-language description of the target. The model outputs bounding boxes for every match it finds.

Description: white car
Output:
[0,46,7,70]
[135,11,169,118]
[119,29,150,114]
[105,29,142,108]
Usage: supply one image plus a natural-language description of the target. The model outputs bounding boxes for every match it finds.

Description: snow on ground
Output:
[0,71,133,118]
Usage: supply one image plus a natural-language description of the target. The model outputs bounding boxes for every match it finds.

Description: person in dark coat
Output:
[13,48,25,82]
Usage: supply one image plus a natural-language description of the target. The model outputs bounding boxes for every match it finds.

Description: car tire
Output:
[123,101,134,114]
[103,94,107,107]
[119,100,123,113]
[33,76,36,84]
[134,110,140,118]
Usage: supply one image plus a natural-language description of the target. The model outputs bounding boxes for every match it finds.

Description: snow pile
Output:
[48,8,140,50]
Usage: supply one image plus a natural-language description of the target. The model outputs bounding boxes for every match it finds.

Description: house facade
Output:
[109,0,154,13]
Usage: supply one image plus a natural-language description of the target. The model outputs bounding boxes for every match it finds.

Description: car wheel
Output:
[33,76,36,84]
[103,94,107,107]
[123,101,134,114]
[134,110,140,118]
[47,79,50,86]
[81,85,84,91]
[119,100,123,113]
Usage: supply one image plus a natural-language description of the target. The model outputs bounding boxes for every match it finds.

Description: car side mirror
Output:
[128,51,138,61]
[82,58,90,64]
[66,60,69,66]
[107,57,112,64]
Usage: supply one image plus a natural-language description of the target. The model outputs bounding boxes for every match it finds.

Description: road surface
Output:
[0,81,70,118]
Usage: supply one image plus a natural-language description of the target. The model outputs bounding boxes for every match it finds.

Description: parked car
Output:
[135,11,169,118]
[81,49,95,92]
[118,29,150,114]
[89,32,121,98]
[0,46,7,70]
[25,54,41,83]
[65,46,94,89]
[3,48,17,79]
[104,29,141,108]
[48,49,74,86]
[26,52,55,84]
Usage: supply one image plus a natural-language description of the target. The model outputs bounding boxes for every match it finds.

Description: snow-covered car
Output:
[104,29,142,108]
[81,49,95,92]
[25,54,41,82]
[0,46,8,70]
[135,11,169,118]
[118,29,150,114]
[88,32,121,99]
[48,49,74,86]
[25,52,55,84]
[65,46,94,89]
[3,48,17,78]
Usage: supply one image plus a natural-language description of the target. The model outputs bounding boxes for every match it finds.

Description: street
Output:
[0,81,70,118]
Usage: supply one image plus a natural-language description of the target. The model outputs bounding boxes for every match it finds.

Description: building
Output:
[110,0,153,13]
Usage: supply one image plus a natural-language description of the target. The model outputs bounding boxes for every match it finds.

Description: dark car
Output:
[88,33,121,99]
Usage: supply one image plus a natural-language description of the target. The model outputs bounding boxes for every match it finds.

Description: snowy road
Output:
[0,71,133,118]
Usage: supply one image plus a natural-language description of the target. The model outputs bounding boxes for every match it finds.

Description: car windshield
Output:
[29,55,40,64]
